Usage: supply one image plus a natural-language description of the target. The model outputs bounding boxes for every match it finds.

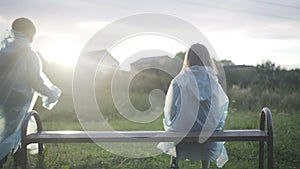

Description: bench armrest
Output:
[260,107,273,138]
[21,111,43,141]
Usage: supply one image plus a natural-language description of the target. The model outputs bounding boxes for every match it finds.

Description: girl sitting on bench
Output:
[157,43,229,169]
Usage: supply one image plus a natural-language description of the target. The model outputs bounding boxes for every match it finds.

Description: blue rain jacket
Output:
[0,30,60,160]
[157,66,229,168]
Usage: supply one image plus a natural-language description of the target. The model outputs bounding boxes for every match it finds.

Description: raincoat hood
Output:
[0,30,31,54]
[175,66,219,102]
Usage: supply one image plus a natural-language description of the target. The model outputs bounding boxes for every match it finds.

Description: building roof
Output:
[131,55,171,65]
[82,50,119,66]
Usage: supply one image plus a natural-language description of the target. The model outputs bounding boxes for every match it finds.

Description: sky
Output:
[0,0,300,69]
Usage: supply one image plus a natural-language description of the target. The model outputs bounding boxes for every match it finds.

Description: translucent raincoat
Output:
[0,30,61,161]
[157,65,229,168]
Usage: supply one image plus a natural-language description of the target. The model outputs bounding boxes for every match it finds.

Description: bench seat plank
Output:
[24,130,268,144]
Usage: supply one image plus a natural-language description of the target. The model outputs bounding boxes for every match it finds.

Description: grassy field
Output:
[2,108,300,169]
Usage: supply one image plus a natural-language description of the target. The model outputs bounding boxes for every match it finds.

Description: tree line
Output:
[223,60,300,112]
[39,53,299,120]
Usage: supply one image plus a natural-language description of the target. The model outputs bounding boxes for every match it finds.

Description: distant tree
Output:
[224,65,256,89]
[219,59,235,66]
[257,60,279,72]
[254,60,280,91]
[175,51,185,61]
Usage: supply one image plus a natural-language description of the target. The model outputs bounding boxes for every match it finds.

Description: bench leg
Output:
[268,138,274,169]
[259,141,264,169]
[21,147,27,169]
[38,143,44,156]
[15,145,27,169]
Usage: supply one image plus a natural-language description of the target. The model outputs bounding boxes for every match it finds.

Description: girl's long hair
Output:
[181,43,217,73]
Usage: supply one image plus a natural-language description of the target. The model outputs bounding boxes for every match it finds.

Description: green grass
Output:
[2,109,300,169]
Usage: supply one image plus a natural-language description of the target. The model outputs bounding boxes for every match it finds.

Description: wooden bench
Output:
[19,108,273,169]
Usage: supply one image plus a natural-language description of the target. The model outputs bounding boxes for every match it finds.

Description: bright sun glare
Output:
[37,34,188,69]
[35,39,82,67]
